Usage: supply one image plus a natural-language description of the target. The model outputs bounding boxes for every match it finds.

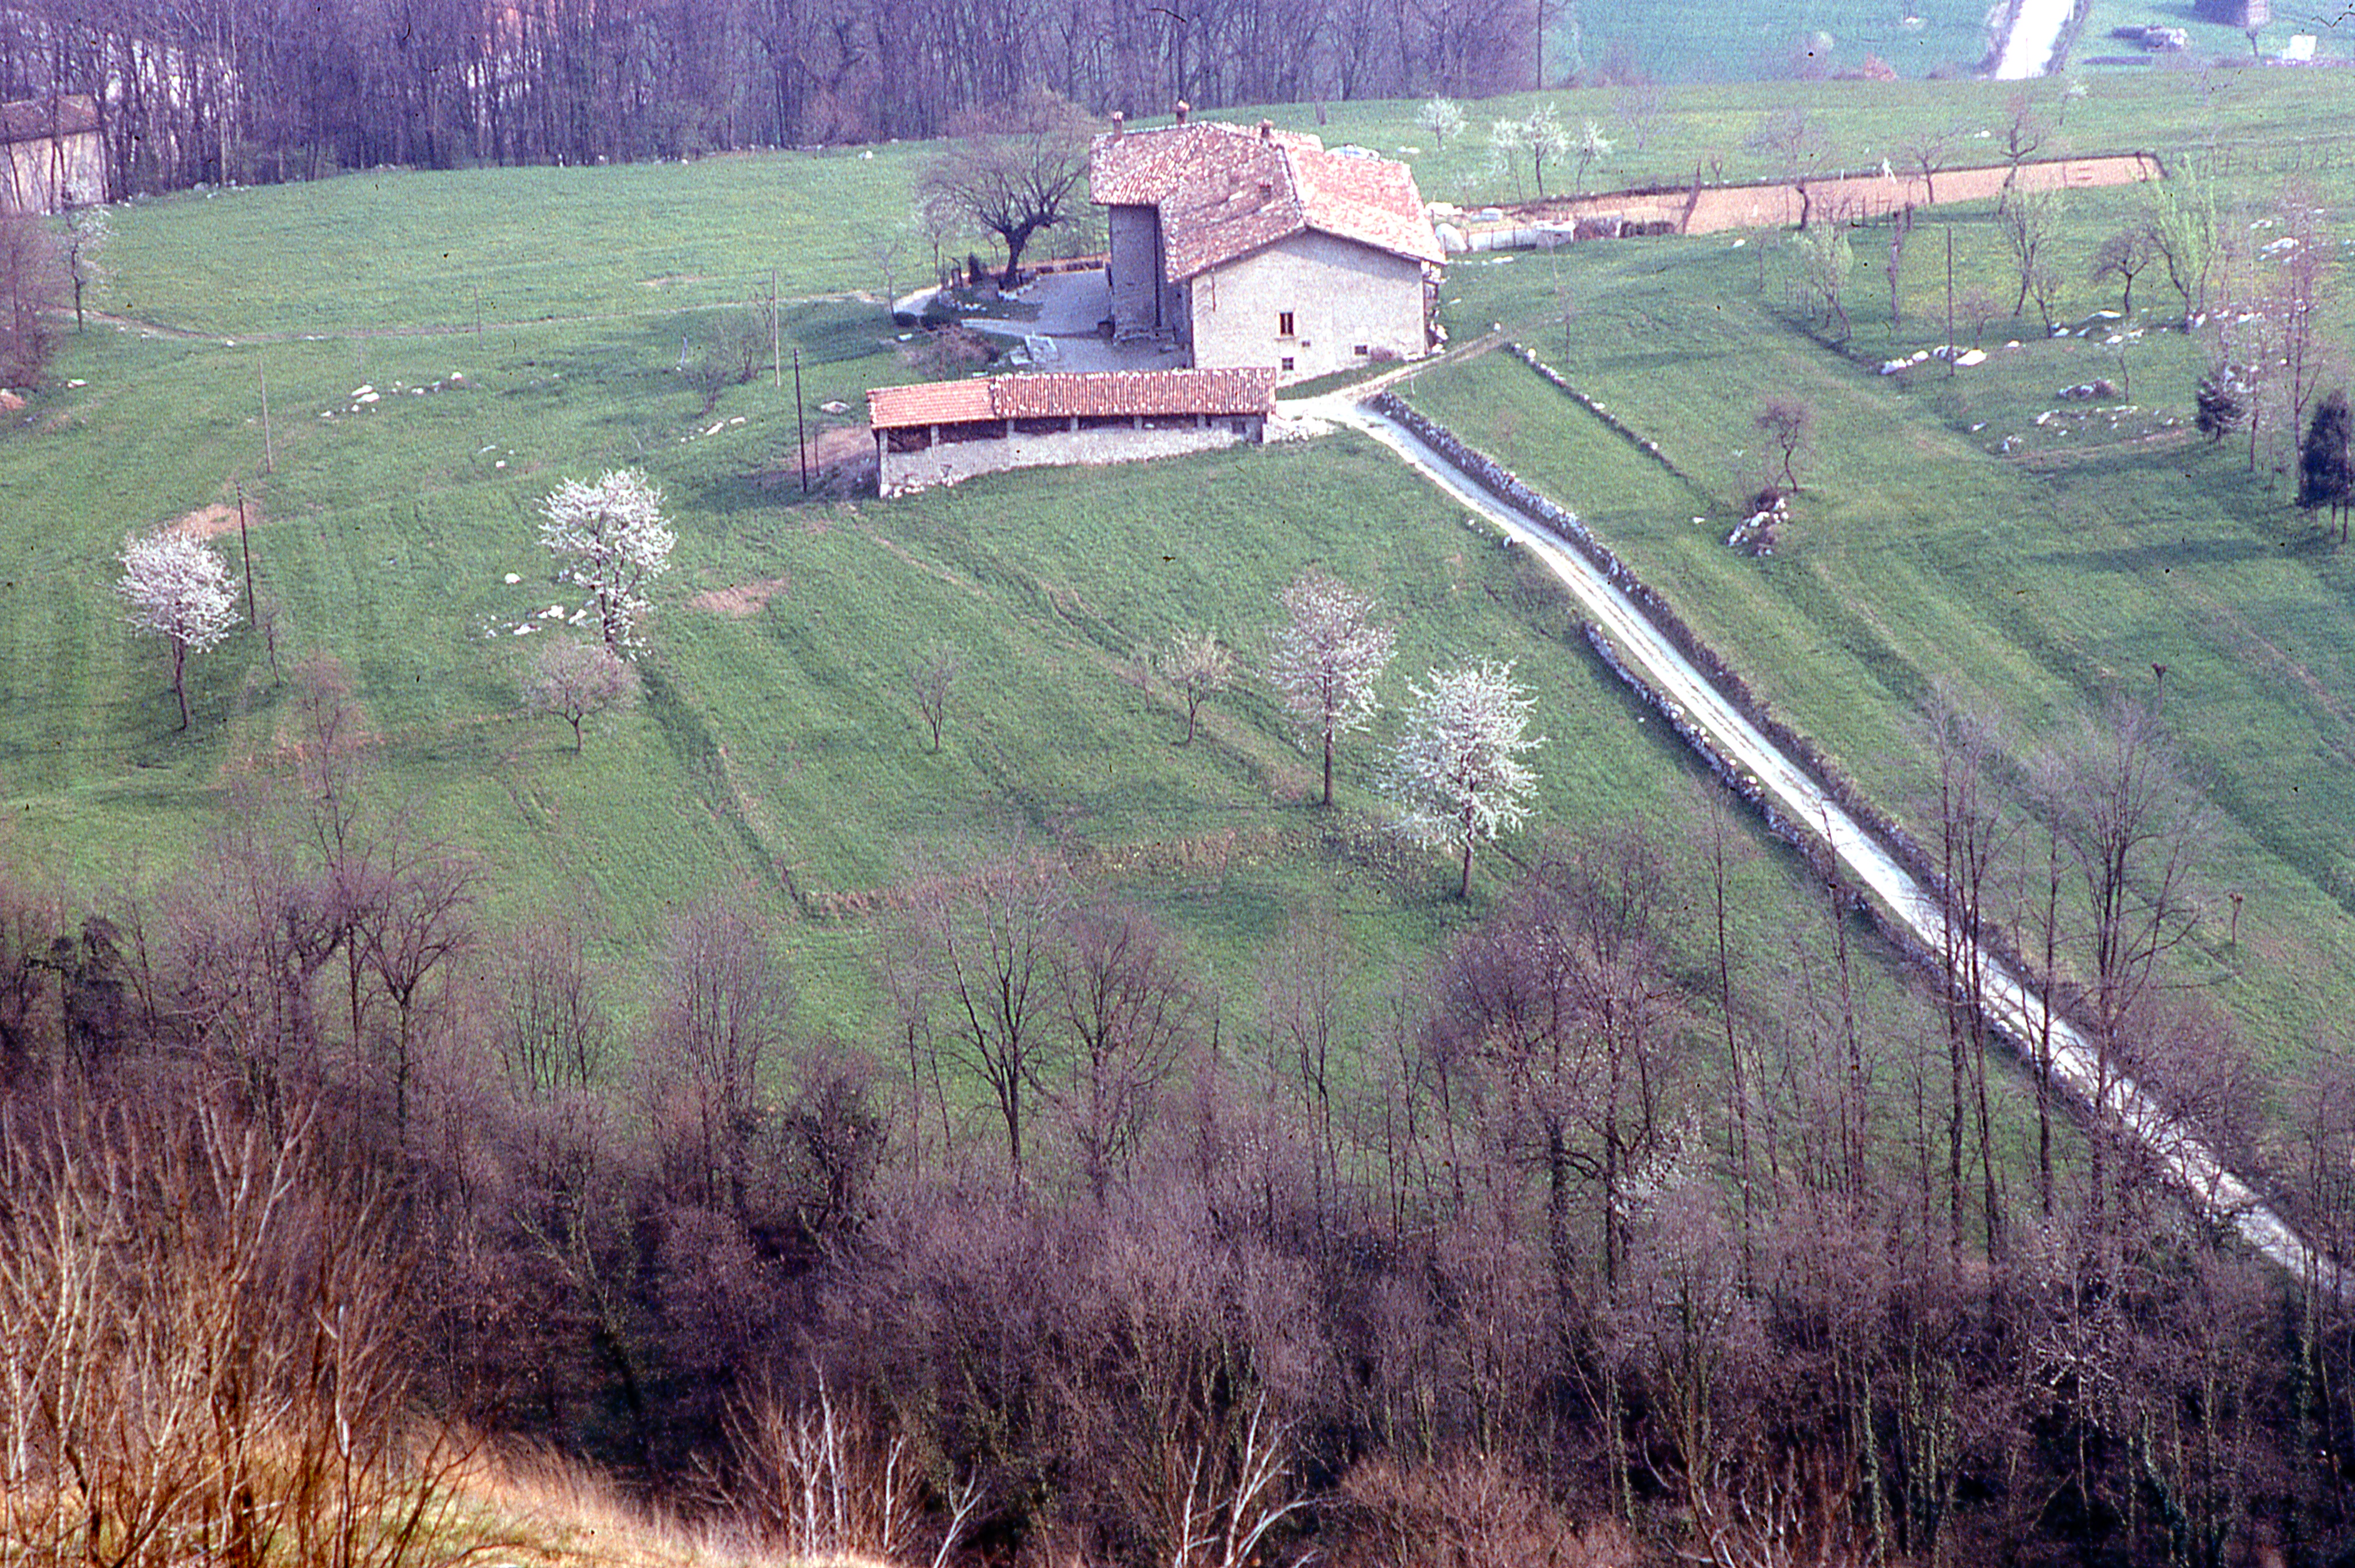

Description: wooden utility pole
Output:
[794,348,809,494]
[1944,223,1956,379]
[236,480,256,627]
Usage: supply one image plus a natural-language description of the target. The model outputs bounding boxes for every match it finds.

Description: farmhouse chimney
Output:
[1111,111,1125,137]
[1258,118,1273,140]
[1175,100,1189,124]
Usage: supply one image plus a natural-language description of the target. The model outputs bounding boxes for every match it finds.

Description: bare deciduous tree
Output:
[646,895,795,1214]
[524,637,641,750]
[1050,899,1196,1197]
[919,89,1093,289]
[0,205,59,384]
[907,640,963,753]
[1753,396,1813,493]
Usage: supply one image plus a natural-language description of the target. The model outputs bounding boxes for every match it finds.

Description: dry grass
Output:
[439,1444,901,1568]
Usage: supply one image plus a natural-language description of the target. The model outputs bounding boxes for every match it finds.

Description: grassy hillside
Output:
[1401,152,2355,1093]
[7,69,2352,1089]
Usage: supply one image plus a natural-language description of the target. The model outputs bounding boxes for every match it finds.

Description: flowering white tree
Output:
[1268,568,1396,807]
[1491,104,1572,200]
[116,529,241,731]
[1415,97,1467,152]
[1385,659,1542,899]
[539,469,676,654]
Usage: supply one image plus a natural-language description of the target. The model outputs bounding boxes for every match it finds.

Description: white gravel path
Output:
[1995,0,2075,79]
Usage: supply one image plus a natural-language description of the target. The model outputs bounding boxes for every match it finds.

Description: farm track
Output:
[1312,373,2338,1289]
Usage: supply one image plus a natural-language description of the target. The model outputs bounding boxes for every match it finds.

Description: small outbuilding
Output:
[869,366,1277,496]
[1,95,103,213]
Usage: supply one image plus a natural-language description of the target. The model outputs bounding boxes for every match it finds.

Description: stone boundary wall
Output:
[1365,392,2153,1138]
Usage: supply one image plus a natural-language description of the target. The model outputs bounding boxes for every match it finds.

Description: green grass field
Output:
[1402,144,2355,1091]
[6,69,2353,1118]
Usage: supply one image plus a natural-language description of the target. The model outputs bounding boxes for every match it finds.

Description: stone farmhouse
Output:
[869,366,1276,497]
[864,113,1437,495]
[1,95,103,214]
[1092,111,1443,384]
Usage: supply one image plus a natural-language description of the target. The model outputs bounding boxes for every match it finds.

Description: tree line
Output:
[10,624,2355,1565]
[0,0,1538,197]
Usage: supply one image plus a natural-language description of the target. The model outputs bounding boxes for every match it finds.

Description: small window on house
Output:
[1353,343,1369,357]
[1280,356,1295,372]
[1277,311,1295,337]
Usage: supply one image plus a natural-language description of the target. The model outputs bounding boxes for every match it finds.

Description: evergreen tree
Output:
[2298,390,2353,543]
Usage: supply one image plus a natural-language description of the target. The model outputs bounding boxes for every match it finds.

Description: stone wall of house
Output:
[1107,204,1163,338]
[1,129,102,213]
[879,417,1262,495]
[1186,231,1423,383]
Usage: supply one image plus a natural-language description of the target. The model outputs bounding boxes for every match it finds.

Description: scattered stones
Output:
[2057,379,2120,400]
[819,399,849,414]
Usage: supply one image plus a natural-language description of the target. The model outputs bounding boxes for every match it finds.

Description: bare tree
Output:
[2039,694,2205,1246]
[1794,220,1853,340]
[646,895,795,1214]
[1753,397,1813,493]
[1385,660,1543,900]
[907,641,963,753]
[538,469,676,654]
[2091,227,2157,319]
[1160,626,1233,745]
[116,527,242,730]
[901,852,1071,1180]
[523,637,640,750]
[920,89,1093,289]
[1050,899,1197,1197]
[1997,182,2063,323]
[1268,567,1397,807]
[0,205,59,384]
[496,910,615,1096]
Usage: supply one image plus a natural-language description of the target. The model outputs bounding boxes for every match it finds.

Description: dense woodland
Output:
[9,654,2355,1567]
[0,0,1535,193]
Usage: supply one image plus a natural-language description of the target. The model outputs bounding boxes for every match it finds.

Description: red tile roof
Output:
[0,94,99,145]
[1090,120,1441,280]
[868,366,1277,430]
[866,379,995,427]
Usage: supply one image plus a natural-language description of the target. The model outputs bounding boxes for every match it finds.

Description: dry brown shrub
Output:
[1329,1453,1633,1568]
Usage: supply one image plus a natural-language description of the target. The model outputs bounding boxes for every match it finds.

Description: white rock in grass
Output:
[1955,348,1986,367]
[495,459,507,469]
[352,385,374,398]
[542,605,565,619]
[503,572,522,584]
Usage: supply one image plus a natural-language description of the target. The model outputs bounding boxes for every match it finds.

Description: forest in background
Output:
[0,0,1544,193]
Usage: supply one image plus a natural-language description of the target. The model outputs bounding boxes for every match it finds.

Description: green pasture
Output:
[7,68,2354,1144]
[1403,166,2355,1087]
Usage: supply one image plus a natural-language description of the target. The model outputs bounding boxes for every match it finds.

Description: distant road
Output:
[1996,0,2076,78]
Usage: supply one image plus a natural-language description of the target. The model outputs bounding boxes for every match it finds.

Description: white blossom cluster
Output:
[538,469,676,655]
